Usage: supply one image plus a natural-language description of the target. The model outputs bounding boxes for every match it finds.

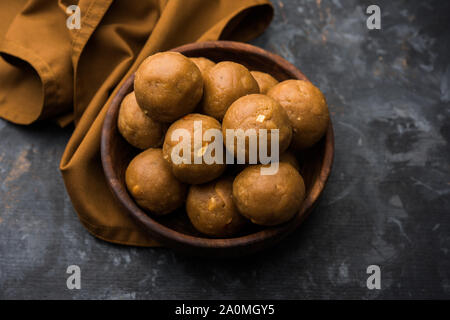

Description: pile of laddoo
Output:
[118,51,329,237]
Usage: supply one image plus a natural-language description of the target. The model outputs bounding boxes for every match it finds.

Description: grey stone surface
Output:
[0,0,449,299]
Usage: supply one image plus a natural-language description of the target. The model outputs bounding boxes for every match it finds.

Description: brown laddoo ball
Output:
[125,148,187,215]
[163,113,226,184]
[186,176,246,237]
[268,80,329,149]
[117,92,165,149]
[134,52,203,123]
[233,163,305,226]
[279,152,300,171]
[190,57,215,78]
[222,94,292,162]
[201,61,259,120]
[251,71,279,94]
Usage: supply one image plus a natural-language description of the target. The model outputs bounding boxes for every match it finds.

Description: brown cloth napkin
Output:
[0,0,273,246]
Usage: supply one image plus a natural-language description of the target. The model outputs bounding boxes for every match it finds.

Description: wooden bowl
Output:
[101,41,334,257]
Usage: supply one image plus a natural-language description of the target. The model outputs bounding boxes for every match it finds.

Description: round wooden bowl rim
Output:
[101,40,334,250]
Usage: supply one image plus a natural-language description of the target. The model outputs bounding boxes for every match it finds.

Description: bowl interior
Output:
[102,41,333,252]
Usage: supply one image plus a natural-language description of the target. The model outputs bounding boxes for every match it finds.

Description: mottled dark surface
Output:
[0,0,449,299]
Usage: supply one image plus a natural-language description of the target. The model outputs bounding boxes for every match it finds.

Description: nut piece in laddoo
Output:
[163,113,226,184]
[118,92,165,149]
[222,94,292,162]
[233,163,305,226]
[190,57,215,78]
[125,148,187,215]
[186,176,246,237]
[250,71,279,94]
[202,61,259,120]
[268,80,329,149]
[134,52,203,123]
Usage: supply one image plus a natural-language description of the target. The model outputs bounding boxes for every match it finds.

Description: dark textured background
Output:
[0,0,449,299]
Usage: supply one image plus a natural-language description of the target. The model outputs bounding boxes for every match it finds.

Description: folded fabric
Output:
[0,0,273,246]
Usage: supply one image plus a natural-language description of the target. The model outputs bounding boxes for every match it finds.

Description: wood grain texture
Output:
[101,40,334,257]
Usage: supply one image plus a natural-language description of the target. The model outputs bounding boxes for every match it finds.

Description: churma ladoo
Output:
[125,148,187,215]
[134,52,203,123]
[222,94,292,162]
[268,79,329,149]
[201,61,259,120]
[186,176,246,237]
[233,162,306,226]
[162,113,226,184]
[250,71,279,94]
[190,57,215,78]
[279,152,300,171]
[117,92,165,149]
[119,50,327,236]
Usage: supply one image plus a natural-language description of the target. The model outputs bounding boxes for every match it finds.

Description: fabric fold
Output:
[0,0,273,246]
[0,0,74,124]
